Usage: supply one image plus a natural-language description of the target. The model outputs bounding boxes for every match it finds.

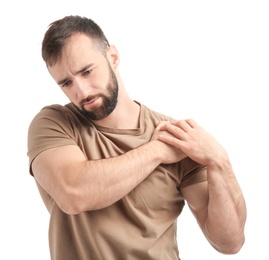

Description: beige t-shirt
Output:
[27,102,207,260]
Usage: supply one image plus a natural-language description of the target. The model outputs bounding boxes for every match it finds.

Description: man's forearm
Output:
[63,140,165,213]
[204,160,246,254]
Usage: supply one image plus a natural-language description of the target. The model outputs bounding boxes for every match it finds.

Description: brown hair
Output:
[42,15,110,66]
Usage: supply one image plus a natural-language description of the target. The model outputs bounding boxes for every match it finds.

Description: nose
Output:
[75,79,90,100]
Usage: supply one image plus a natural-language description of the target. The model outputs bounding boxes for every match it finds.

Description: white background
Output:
[1,0,268,259]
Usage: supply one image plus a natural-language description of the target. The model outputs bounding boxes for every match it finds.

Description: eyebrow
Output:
[57,63,94,85]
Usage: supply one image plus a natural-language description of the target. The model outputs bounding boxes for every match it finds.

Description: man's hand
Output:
[157,119,228,166]
[151,121,187,164]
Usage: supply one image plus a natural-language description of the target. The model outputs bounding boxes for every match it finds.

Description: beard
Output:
[79,64,119,121]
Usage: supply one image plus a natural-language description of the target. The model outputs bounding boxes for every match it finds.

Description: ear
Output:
[107,45,120,69]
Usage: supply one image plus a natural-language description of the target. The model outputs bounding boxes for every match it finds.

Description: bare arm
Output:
[158,119,246,254]
[32,131,185,215]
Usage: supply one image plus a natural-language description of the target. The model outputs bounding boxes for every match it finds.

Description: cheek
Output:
[61,88,78,103]
[92,72,110,89]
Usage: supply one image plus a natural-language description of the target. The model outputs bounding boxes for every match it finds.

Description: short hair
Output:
[42,15,110,66]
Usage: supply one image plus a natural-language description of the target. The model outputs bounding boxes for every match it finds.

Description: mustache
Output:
[80,95,99,106]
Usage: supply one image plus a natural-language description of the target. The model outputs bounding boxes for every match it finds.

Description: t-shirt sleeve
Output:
[178,157,207,189]
[27,105,77,175]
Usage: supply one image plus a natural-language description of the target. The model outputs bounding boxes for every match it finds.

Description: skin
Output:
[158,120,246,254]
[32,32,246,255]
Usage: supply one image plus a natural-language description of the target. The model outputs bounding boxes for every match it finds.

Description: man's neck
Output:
[91,99,140,129]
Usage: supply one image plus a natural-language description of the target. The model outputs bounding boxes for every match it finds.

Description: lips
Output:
[83,96,99,108]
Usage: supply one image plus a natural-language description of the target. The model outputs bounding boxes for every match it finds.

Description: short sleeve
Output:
[178,157,207,189]
[27,105,77,175]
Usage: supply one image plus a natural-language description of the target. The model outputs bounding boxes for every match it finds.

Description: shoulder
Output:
[38,103,76,119]
[28,103,82,144]
[29,103,86,127]
[27,103,82,166]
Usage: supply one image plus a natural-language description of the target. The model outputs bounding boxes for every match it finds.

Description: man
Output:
[27,15,246,260]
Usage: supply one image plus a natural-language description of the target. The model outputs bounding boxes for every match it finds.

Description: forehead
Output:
[48,33,104,78]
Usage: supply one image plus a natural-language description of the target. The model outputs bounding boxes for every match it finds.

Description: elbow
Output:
[226,236,245,255]
[56,188,90,215]
[213,234,245,255]
[58,203,82,216]
[56,186,108,215]
[57,195,84,215]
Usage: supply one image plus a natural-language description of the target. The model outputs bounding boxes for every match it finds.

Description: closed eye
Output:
[62,80,72,88]
[57,64,94,88]
[82,69,93,77]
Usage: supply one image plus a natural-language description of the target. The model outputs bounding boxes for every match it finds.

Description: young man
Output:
[27,15,246,260]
